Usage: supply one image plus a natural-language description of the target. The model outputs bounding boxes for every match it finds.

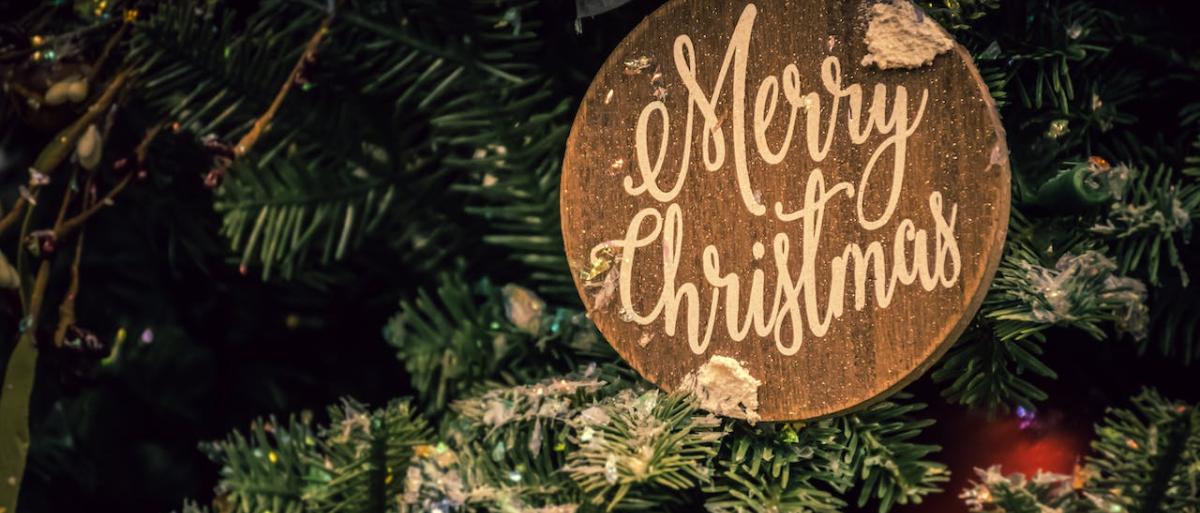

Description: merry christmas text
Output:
[613,3,962,355]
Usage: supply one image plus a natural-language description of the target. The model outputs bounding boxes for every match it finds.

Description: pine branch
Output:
[303,399,433,513]
[960,390,1199,513]
[383,271,613,413]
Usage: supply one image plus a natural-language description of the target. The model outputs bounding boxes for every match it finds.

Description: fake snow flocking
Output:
[861,0,955,70]
[679,355,763,424]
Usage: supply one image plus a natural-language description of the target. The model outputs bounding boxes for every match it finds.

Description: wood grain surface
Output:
[561,0,1010,421]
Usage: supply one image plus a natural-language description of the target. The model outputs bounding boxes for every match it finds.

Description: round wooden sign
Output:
[561,0,1009,421]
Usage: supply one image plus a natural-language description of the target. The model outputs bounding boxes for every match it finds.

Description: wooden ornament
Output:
[561,0,1010,421]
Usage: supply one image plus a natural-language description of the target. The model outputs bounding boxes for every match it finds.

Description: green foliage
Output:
[202,399,431,513]
[705,396,947,513]
[382,271,613,413]
[204,414,314,513]
[564,391,724,511]
[129,0,570,282]
[934,329,1054,414]
[959,466,1087,513]
[1088,390,1200,513]
[926,0,1200,410]
[1092,165,1200,286]
[959,390,1199,513]
[303,400,433,513]
[197,368,946,513]
[833,398,949,512]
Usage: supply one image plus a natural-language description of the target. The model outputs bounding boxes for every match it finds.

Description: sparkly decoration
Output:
[618,308,634,322]
[268,450,279,463]
[623,55,653,75]
[139,328,154,344]
[580,426,595,442]
[1071,463,1093,490]
[18,316,32,334]
[31,35,44,47]
[637,331,652,347]
[491,441,506,462]
[1066,22,1084,39]
[650,65,668,100]
[587,263,619,312]
[1046,118,1069,139]
[18,186,37,206]
[28,168,49,186]
[123,8,139,22]
[27,229,58,256]
[1016,250,1146,339]
[604,89,614,104]
[603,454,618,484]
[579,244,617,282]
[204,168,226,189]
[1015,405,1036,430]
[502,284,545,334]
[1082,157,1132,199]
[66,325,102,351]
[506,470,522,483]
[1124,438,1139,449]
[779,426,799,444]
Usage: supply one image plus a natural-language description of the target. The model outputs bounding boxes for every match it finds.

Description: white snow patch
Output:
[861,0,955,70]
[679,355,762,424]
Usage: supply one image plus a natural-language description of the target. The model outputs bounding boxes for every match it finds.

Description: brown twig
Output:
[0,69,130,236]
[231,14,334,158]
[56,122,162,239]
[0,24,133,512]
[0,19,119,62]
[56,174,133,239]
[54,168,80,227]
[3,81,45,106]
[53,229,85,347]
[87,21,130,84]
[34,70,129,174]
[0,200,31,248]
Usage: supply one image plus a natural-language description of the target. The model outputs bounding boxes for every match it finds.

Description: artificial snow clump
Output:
[860,0,955,70]
[679,355,762,424]
[502,284,545,334]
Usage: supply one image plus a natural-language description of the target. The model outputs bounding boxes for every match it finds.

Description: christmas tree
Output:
[0,1,1197,513]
